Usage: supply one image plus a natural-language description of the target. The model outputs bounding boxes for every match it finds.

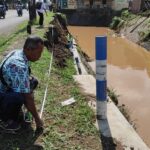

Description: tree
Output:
[28,0,36,23]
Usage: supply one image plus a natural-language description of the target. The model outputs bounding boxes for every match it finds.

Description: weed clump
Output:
[139,30,150,42]
[110,17,124,30]
[107,88,136,129]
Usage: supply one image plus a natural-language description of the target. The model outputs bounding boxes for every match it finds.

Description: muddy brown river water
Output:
[68,26,150,147]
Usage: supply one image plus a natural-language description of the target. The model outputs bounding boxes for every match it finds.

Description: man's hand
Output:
[23,93,44,130]
[35,117,44,135]
[35,117,43,128]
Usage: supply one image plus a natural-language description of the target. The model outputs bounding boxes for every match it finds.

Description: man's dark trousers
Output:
[0,92,24,121]
[38,12,44,26]
[0,76,38,121]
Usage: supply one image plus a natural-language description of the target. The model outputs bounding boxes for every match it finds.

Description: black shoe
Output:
[0,120,20,131]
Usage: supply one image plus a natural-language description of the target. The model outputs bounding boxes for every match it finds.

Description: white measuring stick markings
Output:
[40,50,53,119]
[40,26,54,119]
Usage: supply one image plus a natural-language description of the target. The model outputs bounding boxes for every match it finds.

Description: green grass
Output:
[0,20,28,53]
[30,50,100,149]
[107,88,119,105]
[110,16,124,30]
[0,12,102,150]
[121,10,137,21]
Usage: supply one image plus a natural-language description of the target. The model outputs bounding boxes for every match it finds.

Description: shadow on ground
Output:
[0,125,43,150]
[97,119,124,150]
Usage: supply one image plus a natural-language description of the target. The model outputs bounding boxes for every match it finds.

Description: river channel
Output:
[68,26,150,147]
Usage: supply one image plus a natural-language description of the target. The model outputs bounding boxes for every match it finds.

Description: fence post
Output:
[96,36,107,120]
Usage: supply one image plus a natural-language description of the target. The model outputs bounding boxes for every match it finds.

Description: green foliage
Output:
[121,10,136,20]
[107,88,119,105]
[56,12,68,25]
[0,21,27,54]
[139,10,150,17]
[139,30,150,42]
[74,98,97,135]
[45,12,55,23]
[110,10,138,30]
[55,59,76,84]
[121,10,130,19]
[110,16,124,29]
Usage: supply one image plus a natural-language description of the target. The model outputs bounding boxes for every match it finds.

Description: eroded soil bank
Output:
[68,26,150,147]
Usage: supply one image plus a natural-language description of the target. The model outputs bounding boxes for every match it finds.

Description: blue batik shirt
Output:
[0,49,30,93]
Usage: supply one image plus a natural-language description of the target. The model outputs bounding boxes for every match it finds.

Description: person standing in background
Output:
[36,0,47,27]
[48,0,53,11]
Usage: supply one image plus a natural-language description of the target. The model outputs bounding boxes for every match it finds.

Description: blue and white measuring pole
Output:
[96,36,107,120]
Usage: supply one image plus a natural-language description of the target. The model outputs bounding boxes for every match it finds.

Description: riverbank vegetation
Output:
[110,9,150,50]
[110,10,136,30]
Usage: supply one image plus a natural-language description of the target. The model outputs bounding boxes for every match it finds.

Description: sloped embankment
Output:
[110,10,150,51]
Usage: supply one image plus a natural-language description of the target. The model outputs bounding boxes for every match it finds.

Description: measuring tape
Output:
[40,26,54,119]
